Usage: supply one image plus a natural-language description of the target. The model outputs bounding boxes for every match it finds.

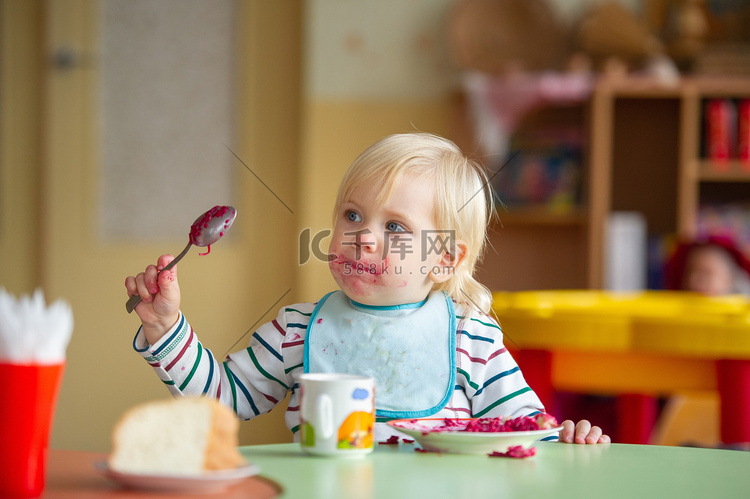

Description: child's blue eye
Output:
[346,210,361,222]
[386,221,406,233]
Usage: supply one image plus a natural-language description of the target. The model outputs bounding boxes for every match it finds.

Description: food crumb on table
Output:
[488,445,537,459]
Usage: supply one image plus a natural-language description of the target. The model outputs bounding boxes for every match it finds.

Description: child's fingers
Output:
[136,270,156,303]
[560,419,576,443]
[124,275,138,297]
[583,423,603,444]
[138,256,177,302]
[156,254,176,274]
[127,260,164,305]
[143,264,160,296]
[572,420,610,444]
[560,420,610,444]
[574,420,593,444]
[155,254,179,299]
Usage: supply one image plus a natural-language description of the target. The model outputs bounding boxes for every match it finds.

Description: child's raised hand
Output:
[559,419,611,444]
[124,254,181,345]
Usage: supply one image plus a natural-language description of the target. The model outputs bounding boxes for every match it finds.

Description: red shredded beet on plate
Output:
[462,414,557,433]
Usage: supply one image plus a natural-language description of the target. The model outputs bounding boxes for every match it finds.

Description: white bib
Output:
[304,290,456,419]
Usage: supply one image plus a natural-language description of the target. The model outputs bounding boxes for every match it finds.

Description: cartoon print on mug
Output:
[337,411,374,449]
[336,386,375,449]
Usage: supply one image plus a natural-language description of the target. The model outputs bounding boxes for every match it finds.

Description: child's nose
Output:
[358,228,379,253]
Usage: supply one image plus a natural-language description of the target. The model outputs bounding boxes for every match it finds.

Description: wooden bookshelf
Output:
[588,76,750,288]
[698,161,750,181]
[464,75,750,291]
[495,207,588,226]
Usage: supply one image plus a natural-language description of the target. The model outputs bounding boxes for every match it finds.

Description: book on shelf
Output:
[492,126,583,214]
[703,98,750,170]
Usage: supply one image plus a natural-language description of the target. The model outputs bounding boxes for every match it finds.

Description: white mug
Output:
[298,373,375,457]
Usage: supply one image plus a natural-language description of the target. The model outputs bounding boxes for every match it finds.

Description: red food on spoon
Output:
[125,205,237,313]
[189,205,236,255]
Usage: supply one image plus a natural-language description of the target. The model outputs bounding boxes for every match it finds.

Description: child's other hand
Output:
[124,254,181,344]
[559,419,611,444]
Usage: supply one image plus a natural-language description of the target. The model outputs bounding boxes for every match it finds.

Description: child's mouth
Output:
[330,255,388,276]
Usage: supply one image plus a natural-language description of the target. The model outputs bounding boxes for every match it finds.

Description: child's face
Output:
[682,246,735,296]
[328,174,450,306]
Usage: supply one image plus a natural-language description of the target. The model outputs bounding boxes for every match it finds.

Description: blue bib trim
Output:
[304,290,456,419]
[349,297,428,311]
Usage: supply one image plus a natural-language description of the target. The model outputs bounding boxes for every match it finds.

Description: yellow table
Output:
[492,290,750,444]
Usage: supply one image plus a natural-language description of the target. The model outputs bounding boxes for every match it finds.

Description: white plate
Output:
[95,461,260,494]
[387,418,562,456]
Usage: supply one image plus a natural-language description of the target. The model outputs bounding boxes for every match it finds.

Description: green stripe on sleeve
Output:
[285,307,311,316]
[178,343,203,391]
[473,386,533,417]
[457,368,479,390]
[223,362,238,414]
[284,362,303,374]
[469,317,502,330]
[246,346,290,389]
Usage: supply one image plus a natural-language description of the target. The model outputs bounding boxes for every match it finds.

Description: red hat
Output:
[664,235,750,290]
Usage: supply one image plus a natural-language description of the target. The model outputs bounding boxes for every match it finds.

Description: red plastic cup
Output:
[0,363,65,498]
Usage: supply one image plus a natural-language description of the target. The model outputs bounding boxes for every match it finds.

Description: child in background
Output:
[665,235,750,296]
[125,132,609,444]
[655,236,750,447]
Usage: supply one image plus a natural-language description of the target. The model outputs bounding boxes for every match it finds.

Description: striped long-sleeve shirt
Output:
[133,300,545,439]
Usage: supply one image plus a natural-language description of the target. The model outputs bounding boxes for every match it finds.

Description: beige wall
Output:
[0,0,42,294]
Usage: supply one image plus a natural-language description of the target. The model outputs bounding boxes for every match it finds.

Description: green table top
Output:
[241,442,750,499]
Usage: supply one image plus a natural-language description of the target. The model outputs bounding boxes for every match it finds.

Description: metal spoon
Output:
[125,205,237,313]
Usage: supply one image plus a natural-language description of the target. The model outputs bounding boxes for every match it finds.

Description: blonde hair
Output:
[333,133,495,313]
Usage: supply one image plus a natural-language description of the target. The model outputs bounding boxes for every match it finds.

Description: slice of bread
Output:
[109,397,245,475]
